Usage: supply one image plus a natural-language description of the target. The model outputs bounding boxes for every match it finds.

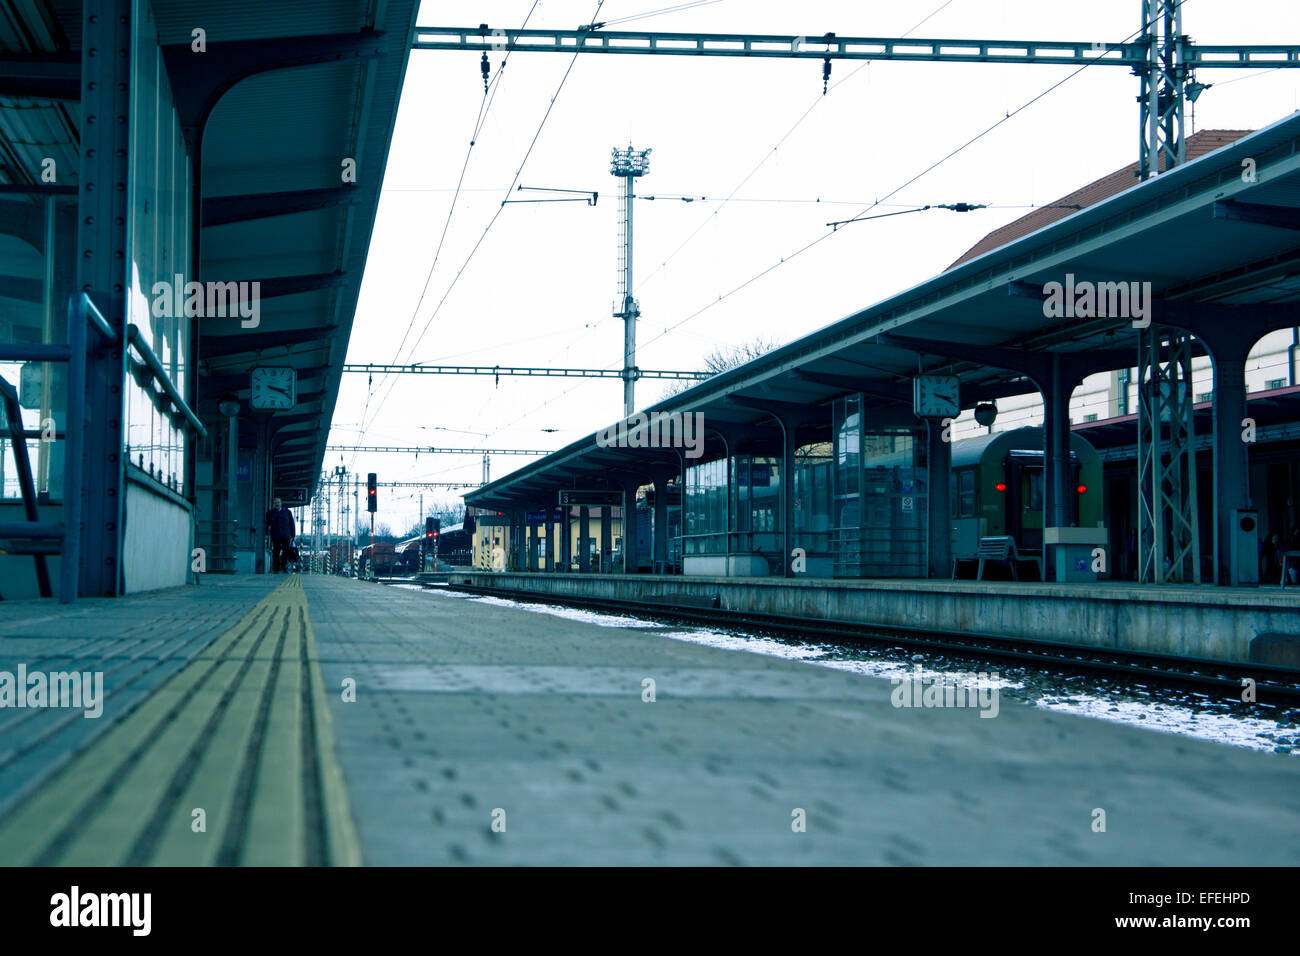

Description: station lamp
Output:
[974,402,998,429]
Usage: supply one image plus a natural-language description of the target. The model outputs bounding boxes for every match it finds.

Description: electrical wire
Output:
[480,0,967,438]
[485,3,1185,439]
[598,1,724,28]
[351,1,582,456]
[631,0,959,297]
[634,2,1190,348]
[346,6,542,470]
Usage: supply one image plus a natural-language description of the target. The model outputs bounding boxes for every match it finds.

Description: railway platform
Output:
[1,575,1298,865]
[448,571,1300,668]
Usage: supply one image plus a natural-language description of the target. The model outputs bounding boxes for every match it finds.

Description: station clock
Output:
[913,374,960,418]
[250,367,297,411]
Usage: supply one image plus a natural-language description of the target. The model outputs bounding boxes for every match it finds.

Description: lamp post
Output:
[218,395,240,570]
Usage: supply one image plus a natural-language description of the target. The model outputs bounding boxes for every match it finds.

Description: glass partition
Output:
[1,196,75,503]
[124,0,192,493]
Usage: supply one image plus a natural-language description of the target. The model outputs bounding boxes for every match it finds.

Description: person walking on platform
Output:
[266,497,297,574]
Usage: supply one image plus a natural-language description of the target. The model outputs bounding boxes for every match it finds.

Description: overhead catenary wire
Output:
[454,0,972,440]
[633,3,1187,351]
[355,0,607,445]
[630,0,960,298]
[482,0,968,439]
[347,2,544,471]
[596,0,724,29]
[486,3,1178,439]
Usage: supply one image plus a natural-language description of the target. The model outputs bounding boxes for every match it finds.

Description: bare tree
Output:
[655,336,781,400]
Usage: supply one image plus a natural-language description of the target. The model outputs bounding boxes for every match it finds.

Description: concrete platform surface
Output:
[0,575,1297,865]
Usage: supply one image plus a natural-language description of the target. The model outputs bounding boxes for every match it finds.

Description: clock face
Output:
[250,367,297,410]
[913,374,960,418]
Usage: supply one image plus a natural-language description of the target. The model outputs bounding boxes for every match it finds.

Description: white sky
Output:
[330,0,1300,534]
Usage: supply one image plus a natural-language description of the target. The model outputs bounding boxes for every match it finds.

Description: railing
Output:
[832,527,926,578]
[0,293,206,602]
[195,518,238,573]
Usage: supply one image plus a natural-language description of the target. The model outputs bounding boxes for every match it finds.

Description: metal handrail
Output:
[0,293,191,602]
[126,325,206,437]
[0,376,53,596]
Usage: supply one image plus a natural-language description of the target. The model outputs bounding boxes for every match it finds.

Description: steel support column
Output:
[1041,357,1081,582]
[926,417,952,578]
[649,465,676,574]
[600,506,612,574]
[1137,327,1200,583]
[1212,352,1250,586]
[620,481,640,574]
[1138,0,1188,181]
[578,506,590,572]
[74,0,132,596]
[525,509,537,572]
[560,505,572,572]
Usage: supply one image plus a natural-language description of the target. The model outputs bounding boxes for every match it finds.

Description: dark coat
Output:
[267,507,296,542]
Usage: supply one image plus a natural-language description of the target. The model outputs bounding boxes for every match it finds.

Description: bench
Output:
[952,535,1044,581]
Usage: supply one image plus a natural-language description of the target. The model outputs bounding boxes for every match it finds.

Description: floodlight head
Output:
[610,145,652,177]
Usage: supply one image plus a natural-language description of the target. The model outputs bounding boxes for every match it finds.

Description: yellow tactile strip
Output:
[0,577,360,866]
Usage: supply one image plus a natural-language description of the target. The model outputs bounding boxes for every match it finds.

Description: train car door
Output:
[1005,454,1044,552]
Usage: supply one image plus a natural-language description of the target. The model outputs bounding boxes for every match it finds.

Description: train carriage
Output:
[950,426,1104,575]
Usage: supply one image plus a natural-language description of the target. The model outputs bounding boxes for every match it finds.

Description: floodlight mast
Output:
[611,145,651,419]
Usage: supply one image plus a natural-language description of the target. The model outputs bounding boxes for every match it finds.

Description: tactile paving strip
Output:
[0,578,359,866]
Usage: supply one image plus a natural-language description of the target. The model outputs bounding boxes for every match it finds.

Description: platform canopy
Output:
[466,112,1300,510]
[0,0,416,502]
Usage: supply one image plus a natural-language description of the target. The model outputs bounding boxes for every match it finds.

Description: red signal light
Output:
[1077,484,1088,494]
[995,482,1007,492]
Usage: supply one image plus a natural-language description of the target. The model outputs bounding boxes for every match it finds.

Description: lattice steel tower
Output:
[611,145,651,418]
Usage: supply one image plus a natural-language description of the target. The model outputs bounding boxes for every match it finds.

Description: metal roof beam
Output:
[203,185,362,227]
[793,369,911,404]
[0,53,80,100]
[1212,199,1300,232]
[200,327,335,357]
[241,271,350,298]
[202,366,330,396]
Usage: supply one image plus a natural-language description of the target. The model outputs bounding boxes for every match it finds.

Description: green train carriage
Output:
[950,426,1105,575]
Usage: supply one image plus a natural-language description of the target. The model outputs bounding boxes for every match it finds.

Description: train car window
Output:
[958,470,975,518]
[1027,471,1044,511]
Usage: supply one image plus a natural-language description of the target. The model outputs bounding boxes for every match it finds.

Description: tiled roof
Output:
[947,129,1254,270]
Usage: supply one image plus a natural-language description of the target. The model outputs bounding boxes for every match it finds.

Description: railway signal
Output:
[424,516,441,571]
[366,473,378,581]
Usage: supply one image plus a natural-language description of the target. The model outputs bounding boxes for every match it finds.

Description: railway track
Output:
[431,581,1300,707]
